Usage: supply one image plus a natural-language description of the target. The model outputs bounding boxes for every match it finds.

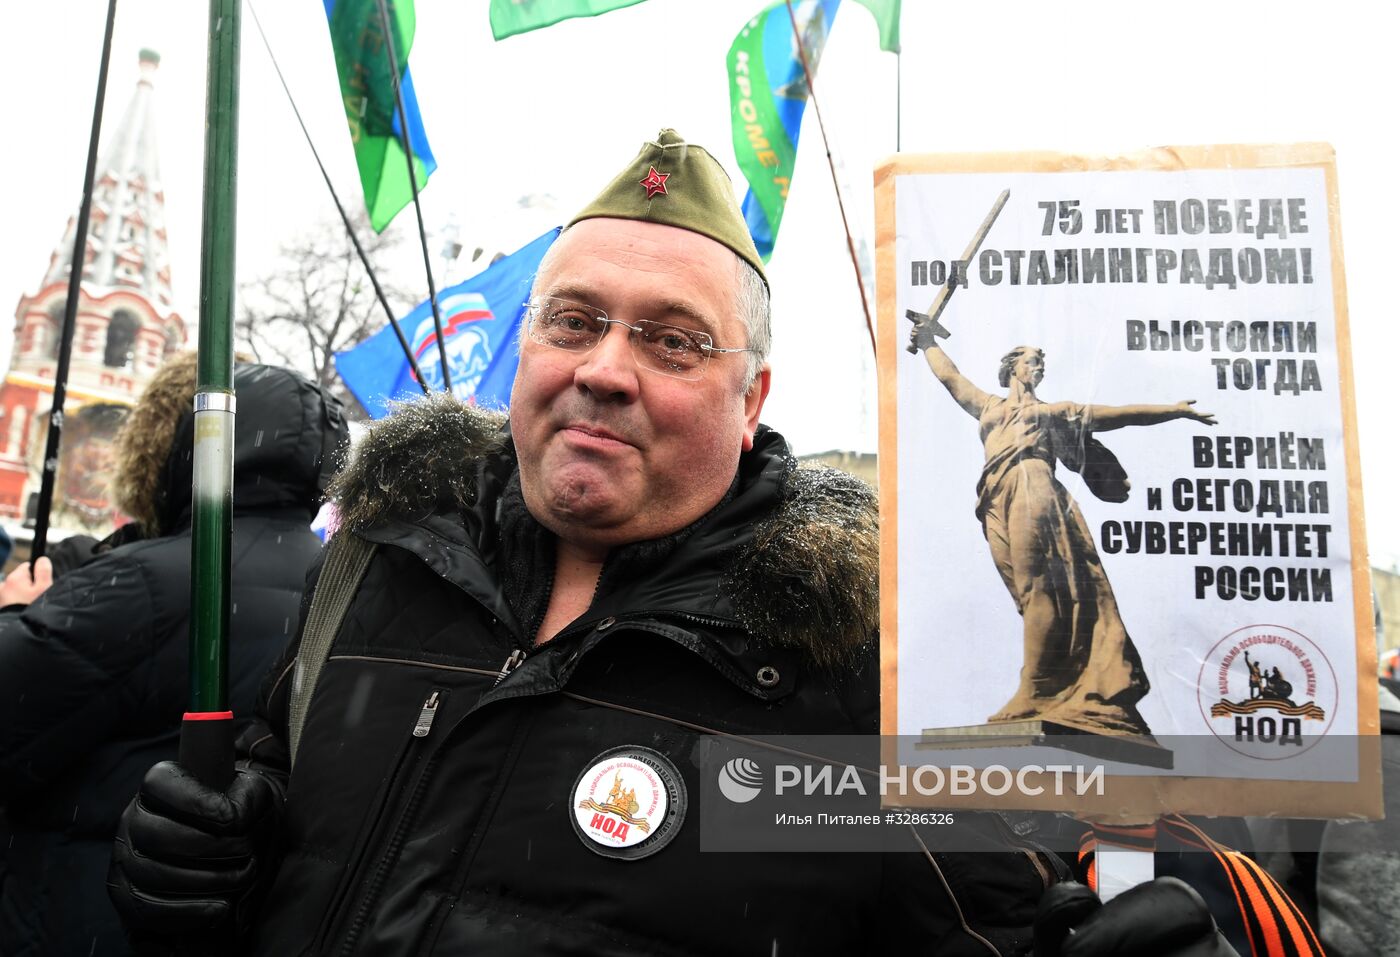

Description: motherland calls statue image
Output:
[909,319,1216,737]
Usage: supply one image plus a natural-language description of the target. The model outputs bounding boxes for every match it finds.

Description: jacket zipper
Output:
[413,690,441,737]
[337,651,523,953]
[494,648,527,686]
[341,652,528,951]
[330,618,734,949]
[332,688,445,955]
[671,611,738,628]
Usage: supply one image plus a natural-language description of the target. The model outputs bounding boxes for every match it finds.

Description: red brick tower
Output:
[0,49,186,531]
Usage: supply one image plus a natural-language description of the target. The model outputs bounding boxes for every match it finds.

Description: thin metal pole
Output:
[179,0,241,791]
[896,50,902,152]
[30,0,119,565]
[247,1,427,393]
[374,0,450,391]
[783,0,877,357]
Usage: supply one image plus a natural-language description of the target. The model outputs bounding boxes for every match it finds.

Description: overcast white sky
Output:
[3,0,1397,566]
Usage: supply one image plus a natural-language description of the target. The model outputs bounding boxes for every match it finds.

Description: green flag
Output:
[851,0,900,52]
[325,0,438,232]
[489,0,649,40]
[728,0,841,262]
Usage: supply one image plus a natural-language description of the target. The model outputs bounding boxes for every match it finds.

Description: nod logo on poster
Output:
[411,291,495,399]
[1197,624,1337,760]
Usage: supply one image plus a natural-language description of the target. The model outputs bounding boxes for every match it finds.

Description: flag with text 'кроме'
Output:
[489,0,649,39]
[728,0,842,263]
[334,228,560,417]
[323,0,437,232]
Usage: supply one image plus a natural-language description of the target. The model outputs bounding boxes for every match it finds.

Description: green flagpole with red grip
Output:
[180,0,241,791]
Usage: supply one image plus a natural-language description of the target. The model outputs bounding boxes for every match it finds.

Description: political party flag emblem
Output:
[407,291,494,390]
[334,228,559,417]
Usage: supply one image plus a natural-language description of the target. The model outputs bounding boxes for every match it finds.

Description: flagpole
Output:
[29,0,119,566]
[247,1,428,394]
[374,0,451,391]
[783,0,877,357]
[179,0,241,791]
[895,49,902,152]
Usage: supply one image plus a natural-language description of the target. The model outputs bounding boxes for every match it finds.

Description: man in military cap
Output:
[108,131,1240,956]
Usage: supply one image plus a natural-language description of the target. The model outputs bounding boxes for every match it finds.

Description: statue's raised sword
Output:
[905,188,1011,353]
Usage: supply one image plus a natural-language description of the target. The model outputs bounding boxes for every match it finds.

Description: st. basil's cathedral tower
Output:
[0,49,186,531]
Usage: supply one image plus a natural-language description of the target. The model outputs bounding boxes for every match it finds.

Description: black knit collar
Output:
[493,468,738,645]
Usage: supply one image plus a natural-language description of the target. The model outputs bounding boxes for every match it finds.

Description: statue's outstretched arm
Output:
[1086,400,1217,431]
[920,344,992,420]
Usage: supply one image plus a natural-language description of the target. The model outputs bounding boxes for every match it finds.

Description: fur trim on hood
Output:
[113,352,199,534]
[328,391,508,534]
[115,353,348,536]
[724,462,878,668]
[330,394,878,664]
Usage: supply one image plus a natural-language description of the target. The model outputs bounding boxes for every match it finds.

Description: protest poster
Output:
[876,144,1379,818]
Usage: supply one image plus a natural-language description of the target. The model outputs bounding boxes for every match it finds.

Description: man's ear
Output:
[741,365,772,452]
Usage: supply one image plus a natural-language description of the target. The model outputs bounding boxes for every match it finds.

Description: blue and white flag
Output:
[335,228,559,417]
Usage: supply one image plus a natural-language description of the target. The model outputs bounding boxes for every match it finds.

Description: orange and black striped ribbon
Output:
[1076,822,1159,894]
[1075,818,1323,956]
[1159,816,1324,957]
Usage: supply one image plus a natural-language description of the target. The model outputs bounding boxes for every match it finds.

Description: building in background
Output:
[0,49,185,534]
[799,449,876,488]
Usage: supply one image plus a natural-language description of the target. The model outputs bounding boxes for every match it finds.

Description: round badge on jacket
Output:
[570,746,688,860]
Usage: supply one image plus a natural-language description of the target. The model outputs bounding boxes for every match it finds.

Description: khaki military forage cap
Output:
[569,128,768,287]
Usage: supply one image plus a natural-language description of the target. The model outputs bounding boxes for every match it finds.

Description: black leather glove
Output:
[108,760,282,952]
[1034,878,1241,957]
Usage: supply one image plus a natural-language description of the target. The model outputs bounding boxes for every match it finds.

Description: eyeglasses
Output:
[524,296,752,381]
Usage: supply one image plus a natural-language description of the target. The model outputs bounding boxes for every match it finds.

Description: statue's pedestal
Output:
[916,719,1174,770]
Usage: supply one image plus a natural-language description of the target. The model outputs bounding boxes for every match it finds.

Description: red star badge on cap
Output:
[640,166,670,198]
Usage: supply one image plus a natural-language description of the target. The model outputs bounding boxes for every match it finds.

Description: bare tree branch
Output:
[237,214,409,419]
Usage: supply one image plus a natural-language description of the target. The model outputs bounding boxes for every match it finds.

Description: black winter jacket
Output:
[236,394,1059,956]
[0,363,345,956]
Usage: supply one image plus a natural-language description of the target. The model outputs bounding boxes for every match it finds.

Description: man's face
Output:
[510,218,770,554]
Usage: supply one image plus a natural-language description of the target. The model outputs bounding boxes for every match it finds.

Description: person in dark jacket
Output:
[0,353,347,956]
[109,132,1238,956]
